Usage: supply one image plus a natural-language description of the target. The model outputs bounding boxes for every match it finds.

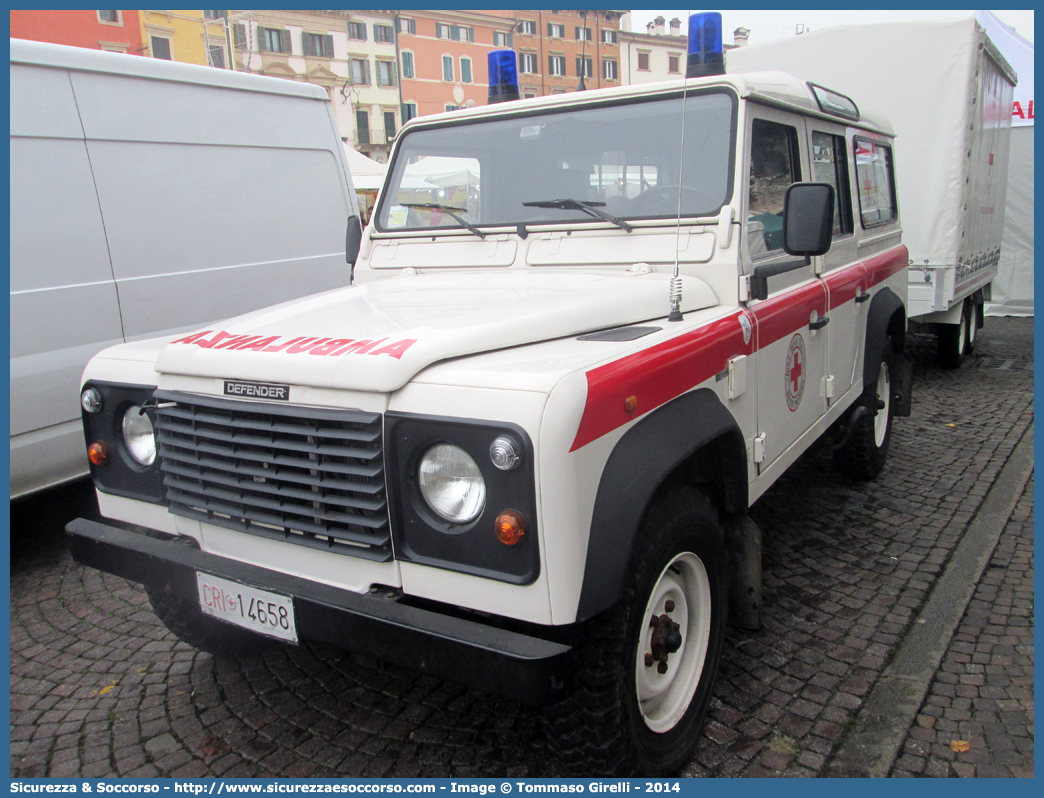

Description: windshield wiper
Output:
[522,198,633,233]
[400,202,485,239]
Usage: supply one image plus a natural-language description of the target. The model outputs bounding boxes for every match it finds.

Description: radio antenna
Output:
[668,10,694,323]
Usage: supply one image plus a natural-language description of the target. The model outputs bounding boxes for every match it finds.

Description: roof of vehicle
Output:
[9,38,330,101]
[399,70,895,138]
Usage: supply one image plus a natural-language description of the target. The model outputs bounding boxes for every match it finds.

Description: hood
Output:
[154,270,718,393]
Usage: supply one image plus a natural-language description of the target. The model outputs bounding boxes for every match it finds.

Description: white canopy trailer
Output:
[727,17,1017,367]
[975,11,1033,317]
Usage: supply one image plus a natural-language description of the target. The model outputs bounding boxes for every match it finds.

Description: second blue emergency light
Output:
[488,49,520,103]
[686,12,725,77]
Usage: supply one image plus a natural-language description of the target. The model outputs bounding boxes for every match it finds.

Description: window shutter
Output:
[256,26,267,52]
[468,28,474,42]
[280,29,291,54]
[323,34,334,58]
[575,26,580,40]
[372,23,379,40]
[233,24,246,49]
[547,23,553,37]
[576,58,581,76]
[506,33,513,47]
[450,25,460,41]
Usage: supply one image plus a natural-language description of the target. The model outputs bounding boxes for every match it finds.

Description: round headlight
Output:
[121,405,156,466]
[418,444,486,524]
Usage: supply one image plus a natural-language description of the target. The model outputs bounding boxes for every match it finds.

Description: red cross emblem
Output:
[785,334,806,411]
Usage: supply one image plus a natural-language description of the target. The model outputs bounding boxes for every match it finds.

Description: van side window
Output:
[748,119,800,256]
[854,138,898,227]
[811,132,853,236]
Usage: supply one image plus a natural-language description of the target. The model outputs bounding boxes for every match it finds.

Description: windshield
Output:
[376,90,735,233]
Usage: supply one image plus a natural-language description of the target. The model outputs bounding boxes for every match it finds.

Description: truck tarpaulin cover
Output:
[976,10,1033,316]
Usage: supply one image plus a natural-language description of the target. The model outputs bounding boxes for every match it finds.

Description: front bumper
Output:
[66,519,570,705]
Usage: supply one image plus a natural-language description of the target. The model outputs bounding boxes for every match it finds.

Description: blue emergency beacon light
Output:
[686,12,725,78]
[488,49,520,104]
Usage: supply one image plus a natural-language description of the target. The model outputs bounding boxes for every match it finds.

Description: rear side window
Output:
[854,138,897,227]
[811,131,853,236]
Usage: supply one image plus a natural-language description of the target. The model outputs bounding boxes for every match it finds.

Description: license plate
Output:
[196,572,298,644]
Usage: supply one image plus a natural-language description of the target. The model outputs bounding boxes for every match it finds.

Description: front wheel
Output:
[545,488,727,776]
[834,348,894,480]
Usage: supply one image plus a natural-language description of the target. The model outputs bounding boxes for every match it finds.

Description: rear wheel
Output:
[834,347,894,480]
[545,487,727,776]
[937,301,969,368]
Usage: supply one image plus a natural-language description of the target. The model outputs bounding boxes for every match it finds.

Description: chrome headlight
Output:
[121,405,156,466]
[418,443,486,524]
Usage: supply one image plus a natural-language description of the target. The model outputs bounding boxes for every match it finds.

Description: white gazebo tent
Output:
[341,143,387,192]
[976,11,1033,316]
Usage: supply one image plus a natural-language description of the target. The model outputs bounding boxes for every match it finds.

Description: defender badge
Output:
[785,334,806,412]
[224,380,290,401]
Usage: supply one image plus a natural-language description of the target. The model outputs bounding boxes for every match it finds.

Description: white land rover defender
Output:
[67,14,912,776]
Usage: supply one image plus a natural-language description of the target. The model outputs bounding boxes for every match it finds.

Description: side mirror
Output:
[345,215,363,266]
[782,182,834,258]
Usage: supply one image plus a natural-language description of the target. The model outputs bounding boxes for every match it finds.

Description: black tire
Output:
[147,586,271,658]
[544,487,727,776]
[834,346,895,480]
[937,301,969,368]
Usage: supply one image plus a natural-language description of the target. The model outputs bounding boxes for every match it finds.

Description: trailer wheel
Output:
[544,487,727,776]
[965,300,980,354]
[146,586,270,659]
[937,301,969,368]
[835,346,894,480]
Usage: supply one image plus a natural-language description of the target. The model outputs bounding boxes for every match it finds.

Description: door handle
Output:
[855,292,871,304]
[809,316,830,330]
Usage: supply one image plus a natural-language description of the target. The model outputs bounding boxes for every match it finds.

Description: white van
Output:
[10,39,361,499]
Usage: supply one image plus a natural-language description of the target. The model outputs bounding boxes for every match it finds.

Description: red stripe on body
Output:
[570,313,753,452]
[568,246,909,451]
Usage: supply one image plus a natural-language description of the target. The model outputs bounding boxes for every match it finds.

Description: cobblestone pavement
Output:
[10,317,1033,778]
[889,475,1034,778]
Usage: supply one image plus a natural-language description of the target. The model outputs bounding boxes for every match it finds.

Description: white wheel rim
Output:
[634,552,711,733]
[874,360,891,448]
[957,312,967,356]
[967,305,977,346]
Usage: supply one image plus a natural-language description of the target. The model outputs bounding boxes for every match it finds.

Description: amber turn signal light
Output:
[495,510,526,546]
[88,441,109,466]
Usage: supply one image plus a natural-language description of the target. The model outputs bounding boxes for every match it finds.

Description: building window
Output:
[401,50,414,79]
[855,139,898,227]
[202,10,224,20]
[576,57,592,78]
[350,58,370,86]
[208,45,225,68]
[637,51,650,71]
[494,31,512,47]
[402,102,417,123]
[398,17,415,35]
[259,27,290,54]
[520,52,537,74]
[602,28,617,44]
[548,23,565,38]
[436,24,474,42]
[445,104,460,112]
[460,57,472,84]
[576,26,591,41]
[518,20,536,35]
[442,55,454,82]
[376,60,396,87]
[549,54,565,77]
[356,110,370,145]
[668,54,680,73]
[374,24,393,44]
[384,111,397,140]
[232,24,247,49]
[347,21,367,41]
[97,10,121,25]
[150,36,172,60]
[603,58,618,80]
[523,92,536,99]
[303,33,334,58]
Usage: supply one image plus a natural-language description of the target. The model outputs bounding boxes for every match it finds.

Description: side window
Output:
[811,132,853,236]
[854,139,897,227]
[748,119,800,256]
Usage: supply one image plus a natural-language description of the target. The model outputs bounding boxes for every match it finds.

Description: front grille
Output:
[153,390,391,561]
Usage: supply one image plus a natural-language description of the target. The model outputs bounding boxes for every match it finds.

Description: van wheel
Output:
[937,302,969,368]
[544,488,727,776]
[835,347,894,480]
[146,586,269,658]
